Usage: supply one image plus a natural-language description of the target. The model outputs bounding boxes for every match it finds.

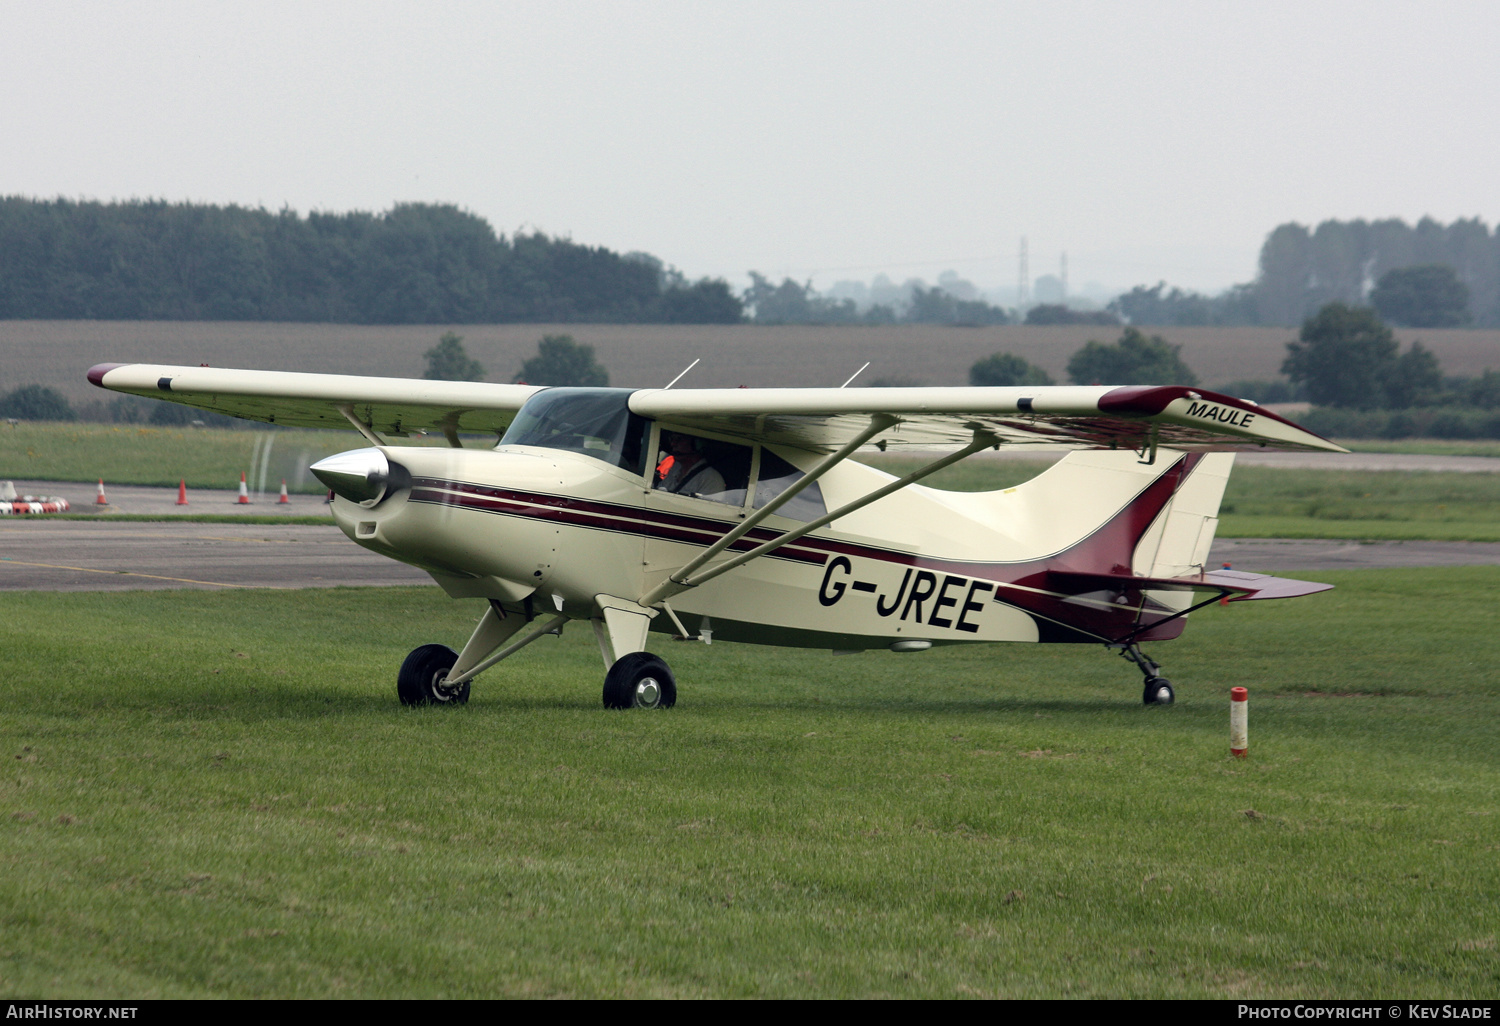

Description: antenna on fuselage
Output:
[839,362,871,388]
[662,359,700,389]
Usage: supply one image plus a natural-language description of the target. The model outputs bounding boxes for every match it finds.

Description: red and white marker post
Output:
[1230,687,1249,758]
[236,472,251,505]
[277,479,290,504]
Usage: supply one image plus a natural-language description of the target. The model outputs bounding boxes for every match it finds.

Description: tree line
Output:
[0,197,741,324]
[4,198,1497,331]
[1112,217,1500,328]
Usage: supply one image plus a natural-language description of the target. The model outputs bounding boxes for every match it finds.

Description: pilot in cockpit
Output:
[656,431,727,498]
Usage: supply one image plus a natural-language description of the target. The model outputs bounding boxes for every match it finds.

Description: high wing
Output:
[88,363,542,440]
[629,384,1346,453]
[90,363,1342,455]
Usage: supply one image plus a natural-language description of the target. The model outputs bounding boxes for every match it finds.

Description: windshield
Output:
[499,388,648,475]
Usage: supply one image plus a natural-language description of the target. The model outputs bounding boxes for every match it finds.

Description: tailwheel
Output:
[1142,676,1175,706]
[602,651,676,710]
[398,644,469,707]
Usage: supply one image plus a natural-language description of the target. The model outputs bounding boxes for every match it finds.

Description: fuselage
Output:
[327,426,1233,652]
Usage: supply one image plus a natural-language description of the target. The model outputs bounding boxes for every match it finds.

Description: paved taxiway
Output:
[0,521,429,591]
[3,478,321,516]
[2,519,1497,592]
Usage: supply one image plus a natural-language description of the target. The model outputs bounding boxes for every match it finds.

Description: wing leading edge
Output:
[88,363,543,438]
[629,384,1345,454]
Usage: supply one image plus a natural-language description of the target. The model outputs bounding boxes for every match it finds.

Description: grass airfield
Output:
[3,570,1497,998]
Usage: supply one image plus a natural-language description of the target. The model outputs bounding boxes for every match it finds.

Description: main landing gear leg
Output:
[1120,643,1175,706]
[596,596,675,710]
[398,601,562,707]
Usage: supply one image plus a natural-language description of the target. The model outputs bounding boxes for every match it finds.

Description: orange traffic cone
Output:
[176,479,188,506]
[95,479,108,505]
[236,472,251,505]
[277,479,290,504]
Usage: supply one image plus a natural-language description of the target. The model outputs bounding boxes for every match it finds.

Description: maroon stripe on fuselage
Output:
[424,478,808,546]
[407,483,830,566]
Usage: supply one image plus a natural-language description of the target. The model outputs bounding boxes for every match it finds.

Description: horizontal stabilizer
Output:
[1049,567,1333,602]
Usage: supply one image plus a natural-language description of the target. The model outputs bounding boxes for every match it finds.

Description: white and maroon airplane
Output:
[89,362,1342,709]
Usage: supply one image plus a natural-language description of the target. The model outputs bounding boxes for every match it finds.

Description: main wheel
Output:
[1143,676,1175,706]
[398,644,469,706]
[602,652,676,710]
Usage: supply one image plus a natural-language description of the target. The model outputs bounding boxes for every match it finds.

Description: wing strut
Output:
[639,425,999,607]
[338,404,386,446]
[637,414,895,606]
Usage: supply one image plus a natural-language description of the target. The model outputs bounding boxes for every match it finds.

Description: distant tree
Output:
[1213,379,1305,404]
[1383,341,1445,409]
[423,331,485,381]
[743,272,859,324]
[0,384,76,421]
[516,334,608,386]
[969,353,1053,387]
[907,287,1010,326]
[1461,369,1500,408]
[1244,217,1500,327]
[1281,303,1399,409]
[1370,264,1471,327]
[1066,328,1198,386]
[1108,283,1217,326]
[654,279,744,324]
[1024,304,1119,326]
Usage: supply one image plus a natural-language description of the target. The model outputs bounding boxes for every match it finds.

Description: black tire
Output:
[602,651,676,710]
[397,644,468,707]
[1143,676,1175,706]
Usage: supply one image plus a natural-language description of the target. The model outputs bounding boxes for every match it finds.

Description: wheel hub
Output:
[634,676,661,708]
[431,670,459,702]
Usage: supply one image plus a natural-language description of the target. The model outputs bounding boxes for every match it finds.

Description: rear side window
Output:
[753,450,826,522]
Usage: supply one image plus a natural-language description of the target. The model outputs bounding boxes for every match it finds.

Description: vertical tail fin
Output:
[999,448,1232,576]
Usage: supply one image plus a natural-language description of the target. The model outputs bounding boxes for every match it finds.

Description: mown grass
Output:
[866,455,1500,542]
[0,422,452,494]
[1217,467,1500,542]
[2,569,1497,998]
[1341,439,1500,459]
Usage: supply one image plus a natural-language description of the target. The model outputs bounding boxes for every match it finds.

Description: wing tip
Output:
[87,363,129,388]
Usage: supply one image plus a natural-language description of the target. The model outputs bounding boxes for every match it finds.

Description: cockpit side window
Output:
[653,430,751,506]
[499,388,648,475]
[753,449,827,522]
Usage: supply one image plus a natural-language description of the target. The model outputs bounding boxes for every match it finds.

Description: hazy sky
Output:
[3,1,1496,297]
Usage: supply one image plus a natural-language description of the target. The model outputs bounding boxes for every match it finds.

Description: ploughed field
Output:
[6,320,1500,411]
[2,570,1496,997]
